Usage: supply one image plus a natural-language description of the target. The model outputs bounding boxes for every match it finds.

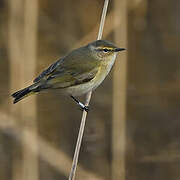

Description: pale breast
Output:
[65,54,117,96]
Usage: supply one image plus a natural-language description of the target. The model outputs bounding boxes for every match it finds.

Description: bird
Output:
[11,40,125,111]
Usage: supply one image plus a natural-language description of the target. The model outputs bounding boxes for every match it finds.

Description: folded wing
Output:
[33,48,99,88]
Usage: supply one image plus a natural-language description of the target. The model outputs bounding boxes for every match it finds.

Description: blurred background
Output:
[0,0,180,179]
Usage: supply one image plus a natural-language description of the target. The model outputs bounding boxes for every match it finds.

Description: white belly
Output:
[65,54,117,96]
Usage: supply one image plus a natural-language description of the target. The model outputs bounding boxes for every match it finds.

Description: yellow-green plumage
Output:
[12,40,125,104]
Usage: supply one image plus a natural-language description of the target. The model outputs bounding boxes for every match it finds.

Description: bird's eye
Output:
[103,48,108,53]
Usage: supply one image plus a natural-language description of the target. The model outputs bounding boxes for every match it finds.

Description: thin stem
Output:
[68,0,109,180]
[97,0,109,40]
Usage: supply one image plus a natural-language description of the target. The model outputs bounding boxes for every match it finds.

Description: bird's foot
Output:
[70,95,90,112]
[80,105,90,112]
[79,101,90,112]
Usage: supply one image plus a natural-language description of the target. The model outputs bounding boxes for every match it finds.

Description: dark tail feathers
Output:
[12,84,39,104]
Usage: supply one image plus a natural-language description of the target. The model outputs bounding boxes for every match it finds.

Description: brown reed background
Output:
[0,0,180,179]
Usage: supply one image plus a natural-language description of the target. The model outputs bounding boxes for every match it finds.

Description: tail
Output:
[12,84,39,104]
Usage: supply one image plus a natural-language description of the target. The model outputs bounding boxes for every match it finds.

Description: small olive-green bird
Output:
[12,40,125,111]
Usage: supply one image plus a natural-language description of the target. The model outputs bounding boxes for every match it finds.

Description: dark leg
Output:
[70,95,89,112]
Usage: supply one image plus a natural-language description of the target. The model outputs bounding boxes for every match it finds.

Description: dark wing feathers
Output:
[33,48,99,88]
[33,59,62,83]
[45,66,98,88]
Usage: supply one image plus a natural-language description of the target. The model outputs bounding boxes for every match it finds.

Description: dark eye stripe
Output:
[103,48,108,52]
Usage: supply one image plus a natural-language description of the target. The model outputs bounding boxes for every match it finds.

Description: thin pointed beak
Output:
[114,48,126,52]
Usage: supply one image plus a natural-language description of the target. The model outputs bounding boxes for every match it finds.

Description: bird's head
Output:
[87,40,125,61]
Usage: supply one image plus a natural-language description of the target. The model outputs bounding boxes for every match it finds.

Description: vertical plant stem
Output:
[22,0,39,180]
[97,0,109,40]
[8,0,24,179]
[68,0,109,180]
[112,0,127,179]
[8,0,39,180]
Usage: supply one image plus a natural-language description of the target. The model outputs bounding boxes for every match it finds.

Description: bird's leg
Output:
[70,95,89,112]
